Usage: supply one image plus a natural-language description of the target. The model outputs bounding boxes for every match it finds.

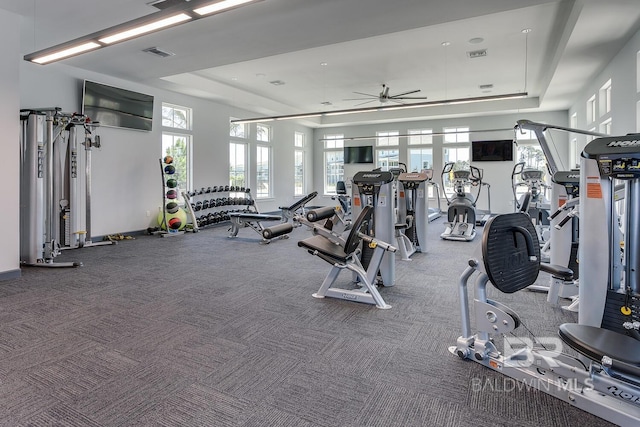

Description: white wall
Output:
[569,27,640,141]
[1,9,21,278]
[313,111,568,214]
[19,63,314,237]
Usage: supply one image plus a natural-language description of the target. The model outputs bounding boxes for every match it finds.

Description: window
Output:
[257,123,271,142]
[376,149,399,171]
[444,126,469,143]
[600,118,612,135]
[256,145,271,198]
[324,134,344,195]
[375,131,399,171]
[229,142,247,189]
[162,103,192,199]
[294,132,305,196]
[408,148,433,172]
[587,95,596,124]
[376,131,399,146]
[599,80,612,116]
[230,121,248,138]
[515,128,535,141]
[162,103,191,130]
[408,129,433,145]
[162,134,191,196]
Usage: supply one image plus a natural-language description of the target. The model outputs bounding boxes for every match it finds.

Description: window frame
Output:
[255,144,272,199]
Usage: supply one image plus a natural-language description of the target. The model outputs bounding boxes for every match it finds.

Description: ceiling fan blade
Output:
[393,96,429,100]
[353,99,377,107]
[390,89,421,98]
[343,97,377,101]
[352,91,378,97]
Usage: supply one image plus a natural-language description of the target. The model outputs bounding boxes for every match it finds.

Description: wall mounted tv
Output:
[82,80,154,131]
[344,145,374,164]
[471,139,514,162]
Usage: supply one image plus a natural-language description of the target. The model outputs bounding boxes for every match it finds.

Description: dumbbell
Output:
[202,199,210,209]
[212,186,217,193]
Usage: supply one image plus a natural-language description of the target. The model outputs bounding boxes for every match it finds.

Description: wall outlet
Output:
[146,210,151,217]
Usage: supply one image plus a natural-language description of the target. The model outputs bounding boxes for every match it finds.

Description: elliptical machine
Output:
[512,162,551,252]
[440,162,483,241]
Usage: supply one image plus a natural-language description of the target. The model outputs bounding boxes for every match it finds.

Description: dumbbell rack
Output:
[184,186,256,231]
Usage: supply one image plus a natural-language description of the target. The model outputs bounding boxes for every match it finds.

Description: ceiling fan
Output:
[344,84,428,106]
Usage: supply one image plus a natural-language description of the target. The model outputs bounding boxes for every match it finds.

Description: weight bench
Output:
[279,191,318,224]
[228,212,293,243]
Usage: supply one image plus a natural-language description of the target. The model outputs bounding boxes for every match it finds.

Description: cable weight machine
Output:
[20,108,112,268]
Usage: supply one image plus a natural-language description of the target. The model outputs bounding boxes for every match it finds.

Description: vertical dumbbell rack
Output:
[184,186,256,230]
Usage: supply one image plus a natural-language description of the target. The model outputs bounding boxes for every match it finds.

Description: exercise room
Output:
[3,1,640,426]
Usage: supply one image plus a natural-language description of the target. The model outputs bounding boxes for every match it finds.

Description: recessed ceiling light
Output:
[231,77,238,81]
[320,62,328,66]
[522,28,532,34]
[468,37,484,44]
[441,41,451,47]
[269,80,285,86]
[321,101,332,106]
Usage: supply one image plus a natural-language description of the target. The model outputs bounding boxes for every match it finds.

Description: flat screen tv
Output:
[82,80,154,131]
[472,139,514,162]
[344,145,374,164]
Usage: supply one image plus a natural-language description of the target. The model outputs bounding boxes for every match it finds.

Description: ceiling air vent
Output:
[269,80,286,86]
[479,84,494,90]
[143,47,175,58]
[467,49,487,59]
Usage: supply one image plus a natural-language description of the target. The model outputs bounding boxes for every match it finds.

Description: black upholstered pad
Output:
[559,323,640,365]
[540,263,574,281]
[298,235,348,263]
[482,213,540,293]
[280,191,318,211]
[229,213,282,221]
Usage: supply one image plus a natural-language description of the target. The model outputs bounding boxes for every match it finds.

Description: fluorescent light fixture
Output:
[24,0,262,65]
[194,0,259,16]
[99,13,192,44]
[275,113,322,120]
[230,92,528,123]
[324,108,379,116]
[31,42,102,64]
[233,118,275,124]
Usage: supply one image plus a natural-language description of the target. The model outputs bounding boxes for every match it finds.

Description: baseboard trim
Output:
[0,269,22,281]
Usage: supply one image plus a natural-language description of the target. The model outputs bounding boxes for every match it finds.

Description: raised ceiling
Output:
[5,0,640,127]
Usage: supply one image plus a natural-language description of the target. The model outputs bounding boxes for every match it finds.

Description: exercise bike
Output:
[440,162,483,241]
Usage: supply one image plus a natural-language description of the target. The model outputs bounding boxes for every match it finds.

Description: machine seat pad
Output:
[540,263,573,281]
[559,323,640,365]
[229,213,282,222]
[482,213,540,294]
[298,235,348,264]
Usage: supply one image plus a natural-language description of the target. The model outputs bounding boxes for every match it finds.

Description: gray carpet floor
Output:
[0,216,614,427]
